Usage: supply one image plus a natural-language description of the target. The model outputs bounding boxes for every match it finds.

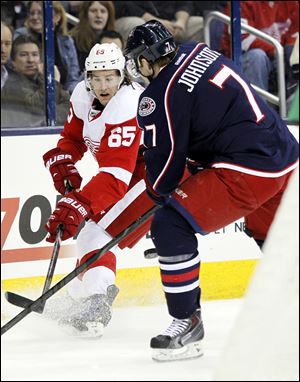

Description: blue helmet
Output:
[124,20,177,77]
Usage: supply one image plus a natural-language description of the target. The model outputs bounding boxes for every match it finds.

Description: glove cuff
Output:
[60,191,92,219]
[72,191,91,207]
[43,147,74,169]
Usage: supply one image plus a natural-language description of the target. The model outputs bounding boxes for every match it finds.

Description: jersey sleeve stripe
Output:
[99,166,133,185]
[97,179,146,229]
[153,43,204,191]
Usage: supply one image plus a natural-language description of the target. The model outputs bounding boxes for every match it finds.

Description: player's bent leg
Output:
[149,207,204,361]
[74,219,119,296]
[57,283,119,338]
[46,220,120,337]
[168,168,291,237]
[56,262,119,337]
[244,170,293,251]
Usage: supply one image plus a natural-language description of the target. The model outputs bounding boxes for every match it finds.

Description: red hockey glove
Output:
[45,191,91,242]
[43,147,82,195]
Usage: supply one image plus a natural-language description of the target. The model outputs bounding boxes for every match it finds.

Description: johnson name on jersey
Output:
[137,42,299,195]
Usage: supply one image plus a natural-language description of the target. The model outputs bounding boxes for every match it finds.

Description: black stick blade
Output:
[5,292,43,313]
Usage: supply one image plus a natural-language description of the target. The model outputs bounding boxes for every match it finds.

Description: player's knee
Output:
[76,225,88,253]
[76,221,115,259]
[151,206,198,257]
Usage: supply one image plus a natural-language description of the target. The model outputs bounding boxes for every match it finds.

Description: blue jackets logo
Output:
[139,97,156,116]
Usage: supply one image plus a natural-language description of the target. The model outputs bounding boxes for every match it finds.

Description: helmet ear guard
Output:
[84,71,95,96]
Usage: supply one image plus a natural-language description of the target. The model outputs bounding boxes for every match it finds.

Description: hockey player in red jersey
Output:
[124,20,299,361]
[43,43,154,336]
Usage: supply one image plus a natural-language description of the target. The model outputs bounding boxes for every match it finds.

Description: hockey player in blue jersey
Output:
[124,20,299,362]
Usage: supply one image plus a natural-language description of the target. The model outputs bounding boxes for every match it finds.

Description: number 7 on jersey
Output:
[209,64,265,123]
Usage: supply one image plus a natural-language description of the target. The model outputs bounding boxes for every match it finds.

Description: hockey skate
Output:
[150,308,204,362]
[45,285,119,338]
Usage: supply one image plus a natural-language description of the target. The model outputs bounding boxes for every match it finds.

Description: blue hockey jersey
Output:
[137,42,299,195]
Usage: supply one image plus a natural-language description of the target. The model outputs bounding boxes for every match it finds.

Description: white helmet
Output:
[85,43,126,95]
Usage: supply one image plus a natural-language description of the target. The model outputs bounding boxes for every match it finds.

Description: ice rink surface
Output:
[1,299,243,381]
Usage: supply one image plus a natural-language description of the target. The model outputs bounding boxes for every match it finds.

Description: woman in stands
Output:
[70,1,116,73]
[14,1,80,93]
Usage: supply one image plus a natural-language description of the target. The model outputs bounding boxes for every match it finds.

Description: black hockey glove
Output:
[145,177,170,205]
[186,159,204,175]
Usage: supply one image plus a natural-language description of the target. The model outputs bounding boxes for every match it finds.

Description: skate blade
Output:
[59,321,104,338]
[152,341,203,362]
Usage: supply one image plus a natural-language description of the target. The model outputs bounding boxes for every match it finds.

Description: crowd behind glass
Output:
[1,1,299,128]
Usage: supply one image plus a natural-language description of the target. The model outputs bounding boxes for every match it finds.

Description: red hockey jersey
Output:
[57,80,144,216]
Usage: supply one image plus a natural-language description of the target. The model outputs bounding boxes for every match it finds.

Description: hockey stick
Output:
[5,230,63,313]
[5,183,73,313]
[1,204,160,335]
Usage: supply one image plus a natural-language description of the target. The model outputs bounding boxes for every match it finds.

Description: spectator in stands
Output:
[70,1,116,73]
[1,35,70,128]
[113,1,145,42]
[61,1,82,18]
[1,22,13,90]
[192,1,226,51]
[52,1,81,93]
[1,1,27,29]
[221,1,299,94]
[114,1,204,44]
[14,1,80,93]
[99,29,123,49]
[61,1,83,30]
[14,1,43,46]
